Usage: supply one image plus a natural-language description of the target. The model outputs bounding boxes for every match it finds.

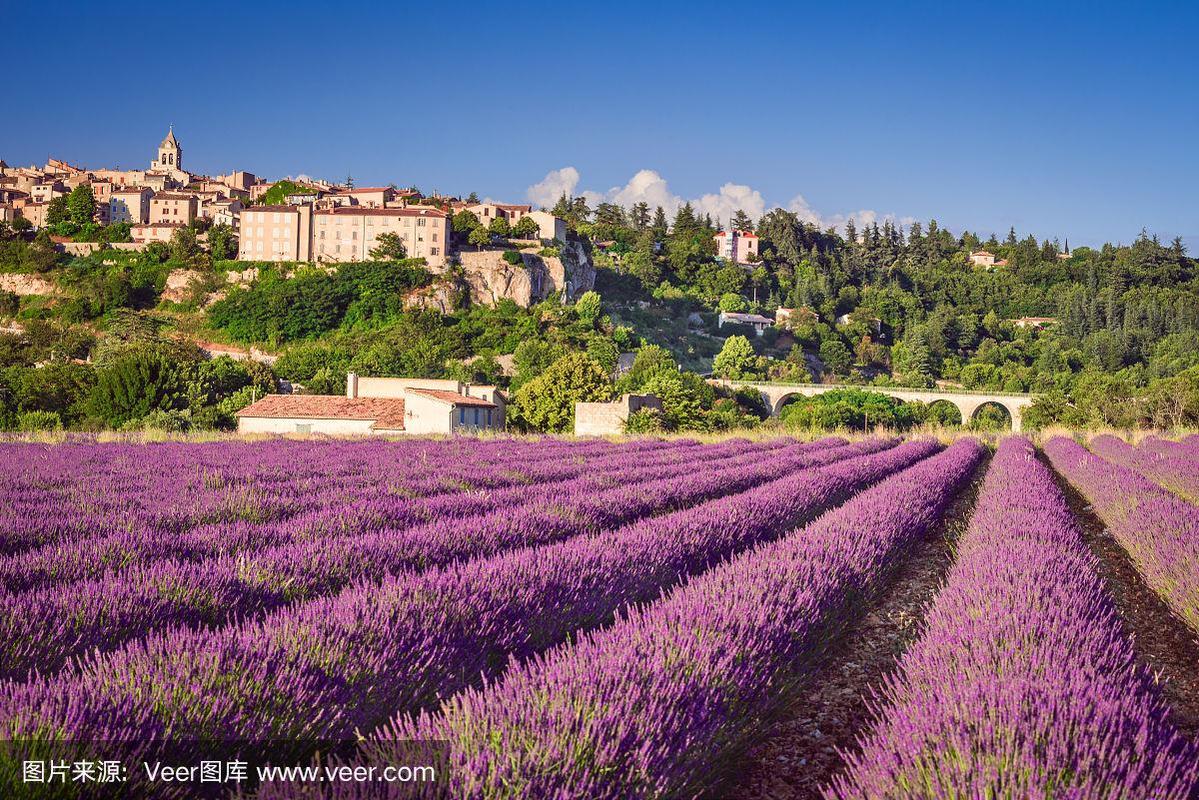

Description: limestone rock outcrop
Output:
[447,240,594,308]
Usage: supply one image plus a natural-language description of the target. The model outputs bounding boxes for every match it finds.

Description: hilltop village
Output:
[1,129,1196,436]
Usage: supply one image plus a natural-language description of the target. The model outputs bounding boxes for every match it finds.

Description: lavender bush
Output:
[828,437,1197,799]
[1044,436,1199,635]
[357,440,982,799]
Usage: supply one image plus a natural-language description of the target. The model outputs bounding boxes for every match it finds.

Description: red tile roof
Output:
[408,389,496,407]
[236,395,408,429]
[152,192,197,201]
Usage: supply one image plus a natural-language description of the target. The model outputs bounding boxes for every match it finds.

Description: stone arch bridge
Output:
[711,380,1036,432]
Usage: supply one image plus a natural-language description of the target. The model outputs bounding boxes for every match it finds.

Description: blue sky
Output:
[3,0,1197,248]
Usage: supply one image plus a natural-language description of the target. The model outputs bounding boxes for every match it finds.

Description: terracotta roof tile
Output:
[236,395,408,429]
[407,389,496,407]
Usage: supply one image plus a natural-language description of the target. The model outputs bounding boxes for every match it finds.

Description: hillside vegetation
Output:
[0,202,1197,433]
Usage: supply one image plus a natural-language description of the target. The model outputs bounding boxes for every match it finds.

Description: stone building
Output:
[714,229,759,264]
[574,394,661,436]
[150,192,197,225]
[238,204,313,262]
[236,373,506,436]
[313,206,449,266]
[110,187,153,224]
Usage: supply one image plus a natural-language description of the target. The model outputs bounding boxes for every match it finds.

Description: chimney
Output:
[346,372,358,398]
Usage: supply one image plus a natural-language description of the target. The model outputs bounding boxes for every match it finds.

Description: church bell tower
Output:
[156,126,182,171]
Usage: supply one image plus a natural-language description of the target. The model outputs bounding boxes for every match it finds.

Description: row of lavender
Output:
[1046,436,1199,636]
[1088,433,1199,503]
[1,436,867,678]
[300,440,982,799]
[0,437,706,554]
[0,438,933,796]
[0,434,793,591]
[830,437,1197,798]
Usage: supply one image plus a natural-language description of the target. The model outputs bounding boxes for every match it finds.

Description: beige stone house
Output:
[110,187,153,224]
[219,171,258,193]
[525,210,568,243]
[575,394,661,436]
[150,192,197,225]
[333,187,395,208]
[313,206,449,266]
[19,202,48,228]
[131,222,185,244]
[30,181,66,203]
[467,202,532,228]
[210,198,243,230]
[238,204,313,262]
[236,373,506,435]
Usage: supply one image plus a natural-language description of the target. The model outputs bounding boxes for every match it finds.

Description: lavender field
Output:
[2,434,1198,799]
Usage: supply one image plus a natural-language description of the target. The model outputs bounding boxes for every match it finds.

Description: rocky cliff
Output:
[448,240,595,308]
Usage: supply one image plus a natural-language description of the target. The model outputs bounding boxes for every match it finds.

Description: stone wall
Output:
[574,393,662,436]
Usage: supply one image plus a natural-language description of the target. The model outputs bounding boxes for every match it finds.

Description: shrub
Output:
[16,410,63,432]
[502,250,523,266]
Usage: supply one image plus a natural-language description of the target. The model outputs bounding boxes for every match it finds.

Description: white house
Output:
[718,311,773,337]
[236,373,506,435]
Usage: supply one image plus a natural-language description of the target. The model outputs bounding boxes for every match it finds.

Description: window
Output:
[473,408,480,425]
[486,409,492,426]
[417,218,426,227]
[295,423,312,434]
[431,248,439,256]
[458,408,465,425]
[432,233,438,242]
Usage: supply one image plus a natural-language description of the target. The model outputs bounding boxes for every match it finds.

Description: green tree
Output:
[87,350,186,428]
[513,216,540,239]
[513,353,613,432]
[452,210,480,234]
[819,338,853,376]
[712,335,764,380]
[169,226,202,265]
[586,337,620,375]
[468,225,491,250]
[651,206,669,239]
[207,223,237,260]
[46,196,69,226]
[368,232,407,260]
[66,184,97,226]
[574,291,602,327]
[719,293,747,312]
[488,217,511,237]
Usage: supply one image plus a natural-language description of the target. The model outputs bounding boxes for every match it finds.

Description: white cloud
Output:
[787,194,914,233]
[527,167,906,233]
[526,167,580,208]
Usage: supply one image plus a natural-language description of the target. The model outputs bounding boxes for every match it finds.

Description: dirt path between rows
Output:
[728,458,988,800]
[1048,460,1199,741]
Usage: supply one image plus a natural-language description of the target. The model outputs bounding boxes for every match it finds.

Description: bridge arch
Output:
[772,391,807,415]
[709,379,1032,432]
[967,400,1014,431]
[925,398,963,426]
